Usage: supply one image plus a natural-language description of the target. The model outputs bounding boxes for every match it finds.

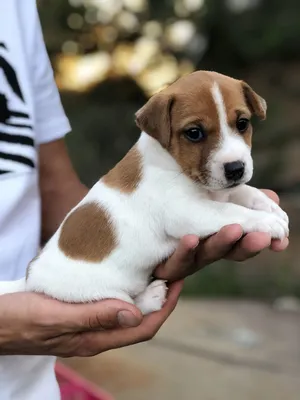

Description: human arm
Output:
[39,139,88,243]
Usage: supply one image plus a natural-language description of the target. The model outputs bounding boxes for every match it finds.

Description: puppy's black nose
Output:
[224,161,245,181]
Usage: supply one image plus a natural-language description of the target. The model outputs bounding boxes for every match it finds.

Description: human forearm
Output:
[39,138,88,243]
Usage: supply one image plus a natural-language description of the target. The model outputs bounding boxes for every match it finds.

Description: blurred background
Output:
[38,1,300,399]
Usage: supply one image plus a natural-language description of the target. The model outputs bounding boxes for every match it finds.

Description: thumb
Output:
[0,292,143,332]
[64,299,144,331]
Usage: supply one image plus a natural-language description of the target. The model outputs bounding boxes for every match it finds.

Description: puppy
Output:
[0,71,289,315]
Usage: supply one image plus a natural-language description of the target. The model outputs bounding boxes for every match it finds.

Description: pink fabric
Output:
[55,362,114,400]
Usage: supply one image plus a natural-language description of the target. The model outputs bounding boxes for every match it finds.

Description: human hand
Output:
[0,280,183,357]
[155,190,289,281]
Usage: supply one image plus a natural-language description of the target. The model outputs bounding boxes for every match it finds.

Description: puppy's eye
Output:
[184,127,205,143]
[236,118,249,133]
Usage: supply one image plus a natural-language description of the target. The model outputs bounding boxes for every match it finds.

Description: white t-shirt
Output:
[0,0,71,398]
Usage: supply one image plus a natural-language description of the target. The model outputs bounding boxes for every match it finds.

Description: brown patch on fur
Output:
[169,74,222,185]
[135,94,173,149]
[103,146,142,193]
[241,81,267,120]
[59,202,117,262]
[136,95,174,149]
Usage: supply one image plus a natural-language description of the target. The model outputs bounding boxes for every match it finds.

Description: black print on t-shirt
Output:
[0,42,34,175]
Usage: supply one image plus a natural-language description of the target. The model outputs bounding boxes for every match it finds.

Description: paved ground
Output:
[63,299,300,400]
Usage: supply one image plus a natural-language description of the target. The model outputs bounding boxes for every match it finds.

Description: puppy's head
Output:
[135,71,266,191]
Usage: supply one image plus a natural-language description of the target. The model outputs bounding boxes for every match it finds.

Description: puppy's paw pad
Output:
[148,279,168,293]
[135,280,167,315]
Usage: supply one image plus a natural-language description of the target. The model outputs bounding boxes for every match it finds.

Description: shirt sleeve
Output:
[32,7,71,145]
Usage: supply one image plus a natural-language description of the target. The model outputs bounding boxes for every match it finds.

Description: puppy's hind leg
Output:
[134,280,168,315]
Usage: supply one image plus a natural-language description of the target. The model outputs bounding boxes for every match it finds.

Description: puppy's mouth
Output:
[194,178,242,191]
[226,182,241,189]
[190,172,248,191]
[203,179,245,192]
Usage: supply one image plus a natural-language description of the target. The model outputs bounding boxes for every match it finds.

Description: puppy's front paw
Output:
[135,280,168,316]
[243,212,289,240]
[248,191,288,224]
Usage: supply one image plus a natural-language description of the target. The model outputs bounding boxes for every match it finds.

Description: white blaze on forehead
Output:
[211,81,229,138]
[209,81,252,171]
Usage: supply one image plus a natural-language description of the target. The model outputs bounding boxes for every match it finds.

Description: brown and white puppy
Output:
[0,71,288,316]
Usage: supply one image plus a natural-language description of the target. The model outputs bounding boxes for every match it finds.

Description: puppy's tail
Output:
[0,278,26,295]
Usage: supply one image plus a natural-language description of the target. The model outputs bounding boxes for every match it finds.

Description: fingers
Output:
[270,237,289,252]
[195,224,243,267]
[156,225,245,281]
[225,232,271,261]
[72,281,183,357]
[155,235,199,281]
[197,189,284,264]
[225,190,287,261]
[260,189,279,204]
[124,280,183,342]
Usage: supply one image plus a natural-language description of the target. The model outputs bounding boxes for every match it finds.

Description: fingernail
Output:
[236,232,244,241]
[192,240,200,250]
[117,311,140,328]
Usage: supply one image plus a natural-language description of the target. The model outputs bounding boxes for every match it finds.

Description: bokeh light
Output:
[57,0,202,95]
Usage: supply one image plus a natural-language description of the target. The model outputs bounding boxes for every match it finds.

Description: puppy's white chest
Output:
[207,190,230,203]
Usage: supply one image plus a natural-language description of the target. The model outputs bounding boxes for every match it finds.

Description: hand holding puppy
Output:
[0,281,182,357]
[0,191,288,356]
[156,190,288,281]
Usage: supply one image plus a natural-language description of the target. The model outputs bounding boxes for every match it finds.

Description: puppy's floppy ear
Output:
[135,93,174,149]
[241,81,267,120]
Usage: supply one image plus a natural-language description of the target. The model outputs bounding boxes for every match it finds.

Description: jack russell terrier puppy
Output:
[0,71,289,315]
